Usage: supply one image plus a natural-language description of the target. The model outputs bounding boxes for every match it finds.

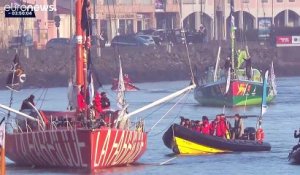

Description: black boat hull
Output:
[289,148,300,164]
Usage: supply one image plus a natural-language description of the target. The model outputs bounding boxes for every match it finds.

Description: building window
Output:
[200,0,205,3]
[289,0,295,2]
[183,0,195,4]
[261,0,268,2]
[277,0,283,2]
[104,0,116,5]
[242,0,249,3]
[139,0,152,4]
[119,19,133,35]
[119,0,133,5]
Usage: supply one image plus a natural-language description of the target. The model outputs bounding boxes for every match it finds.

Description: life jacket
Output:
[93,93,102,117]
[201,120,210,135]
[256,128,265,143]
[209,121,216,135]
[77,93,85,111]
[216,119,227,138]
[194,125,201,132]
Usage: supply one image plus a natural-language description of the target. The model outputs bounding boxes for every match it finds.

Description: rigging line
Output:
[147,88,191,133]
[148,91,192,137]
[38,88,48,110]
[159,157,177,166]
[141,95,181,121]
[129,96,187,129]
[106,0,122,85]
[176,0,195,83]
[106,0,120,59]
[7,62,17,119]
[140,84,195,121]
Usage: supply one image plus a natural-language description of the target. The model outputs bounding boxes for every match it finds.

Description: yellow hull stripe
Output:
[174,137,231,155]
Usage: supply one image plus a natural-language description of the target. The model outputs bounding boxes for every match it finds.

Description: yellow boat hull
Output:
[174,137,230,155]
[163,124,271,155]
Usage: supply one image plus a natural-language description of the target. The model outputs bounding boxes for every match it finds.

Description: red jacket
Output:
[209,121,216,135]
[201,120,210,135]
[216,119,227,138]
[77,93,85,111]
[93,93,103,114]
[194,125,201,132]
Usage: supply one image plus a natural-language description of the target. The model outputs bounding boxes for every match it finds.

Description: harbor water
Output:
[1,77,300,175]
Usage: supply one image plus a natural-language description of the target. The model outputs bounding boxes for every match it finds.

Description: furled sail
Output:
[6,54,26,91]
[116,57,129,129]
[270,61,277,96]
[261,70,269,117]
[117,57,126,109]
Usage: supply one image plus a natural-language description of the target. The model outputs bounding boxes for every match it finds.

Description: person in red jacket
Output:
[101,92,111,110]
[200,116,210,135]
[93,92,103,118]
[194,120,202,132]
[77,86,86,113]
[220,114,231,139]
[209,118,216,135]
[215,114,224,137]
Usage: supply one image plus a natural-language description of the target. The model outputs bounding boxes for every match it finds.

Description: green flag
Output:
[237,50,247,68]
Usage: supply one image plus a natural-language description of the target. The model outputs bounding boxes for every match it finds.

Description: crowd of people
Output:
[180,113,245,140]
[77,86,114,127]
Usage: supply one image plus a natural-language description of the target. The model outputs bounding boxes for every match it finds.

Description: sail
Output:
[270,62,277,96]
[117,57,126,109]
[230,0,236,69]
[67,79,78,110]
[213,47,221,82]
[225,67,231,94]
[6,54,26,91]
[0,118,5,175]
[261,70,269,117]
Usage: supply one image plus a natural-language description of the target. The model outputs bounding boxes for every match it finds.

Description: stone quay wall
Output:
[0,41,299,89]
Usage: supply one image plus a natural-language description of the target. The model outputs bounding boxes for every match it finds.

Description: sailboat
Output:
[194,0,277,107]
[111,72,140,91]
[162,70,271,155]
[0,0,147,171]
[0,0,196,171]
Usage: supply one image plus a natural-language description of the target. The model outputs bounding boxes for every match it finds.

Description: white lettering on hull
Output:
[93,129,146,168]
[9,130,87,168]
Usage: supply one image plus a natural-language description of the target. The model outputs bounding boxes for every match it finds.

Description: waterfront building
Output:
[1,0,300,47]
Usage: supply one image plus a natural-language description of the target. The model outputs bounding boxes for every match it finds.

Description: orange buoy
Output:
[256,128,265,143]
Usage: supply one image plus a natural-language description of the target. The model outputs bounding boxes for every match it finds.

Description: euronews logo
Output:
[3,3,56,18]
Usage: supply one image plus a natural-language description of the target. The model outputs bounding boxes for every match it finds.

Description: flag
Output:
[87,73,94,105]
[225,67,231,94]
[81,0,92,36]
[0,117,5,175]
[117,57,126,109]
[261,70,269,117]
[86,49,94,105]
[6,54,26,91]
[270,61,277,95]
[230,0,235,32]
[237,50,247,68]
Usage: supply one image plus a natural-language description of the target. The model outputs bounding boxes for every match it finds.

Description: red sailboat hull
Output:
[6,128,147,171]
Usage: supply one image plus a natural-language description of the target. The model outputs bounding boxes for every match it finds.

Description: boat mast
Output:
[75,0,84,87]
[230,0,236,75]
